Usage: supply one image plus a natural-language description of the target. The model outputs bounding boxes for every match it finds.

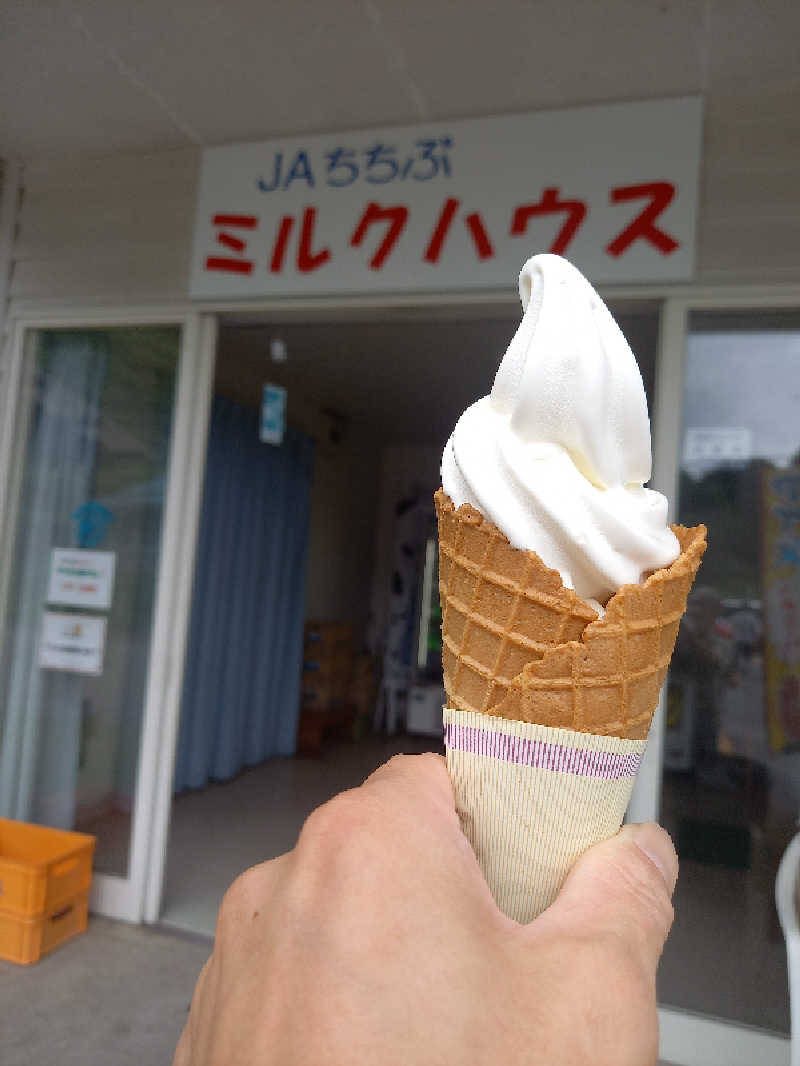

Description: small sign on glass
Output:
[39,612,106,676]
[47,549,116,610]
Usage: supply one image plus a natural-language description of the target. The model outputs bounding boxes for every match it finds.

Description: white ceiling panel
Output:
[0,0,798,160]
[707,0,800,88]
[374,0,707,119]
[70,0,422,145]
[0,0,193,156]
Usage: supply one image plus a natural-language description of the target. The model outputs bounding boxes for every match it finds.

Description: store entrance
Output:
[156,311,496,933]
[159,304,659,935]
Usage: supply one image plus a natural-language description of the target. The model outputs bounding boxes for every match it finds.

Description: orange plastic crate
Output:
[0,819,95,918]
[0,890,89,965]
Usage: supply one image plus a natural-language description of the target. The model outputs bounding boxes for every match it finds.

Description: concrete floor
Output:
[161,732,441,935]
[157,737,791,1035]
[5,735,788,1063]
[0,918,680,1066]
[0,917,209,1066]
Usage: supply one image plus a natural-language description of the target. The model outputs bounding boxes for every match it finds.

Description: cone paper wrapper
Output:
[444,706,647,922]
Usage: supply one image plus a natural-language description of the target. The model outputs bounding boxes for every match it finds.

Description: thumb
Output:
[540,822,678,975]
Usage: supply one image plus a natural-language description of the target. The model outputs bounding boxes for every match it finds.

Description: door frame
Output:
[0,307,216,923]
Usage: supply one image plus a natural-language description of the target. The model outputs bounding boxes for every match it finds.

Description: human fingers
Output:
[538,822,677,975]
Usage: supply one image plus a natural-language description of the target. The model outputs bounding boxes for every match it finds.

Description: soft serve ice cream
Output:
[441,253,679,608]
[436,253,706,922]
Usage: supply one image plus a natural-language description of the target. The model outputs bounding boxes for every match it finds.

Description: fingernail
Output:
[621,823,678,895]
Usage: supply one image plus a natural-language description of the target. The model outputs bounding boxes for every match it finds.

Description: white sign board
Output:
[39,612,106,676]
[683,427,753,468]
[47,549,116,609]
[190,96,702,299]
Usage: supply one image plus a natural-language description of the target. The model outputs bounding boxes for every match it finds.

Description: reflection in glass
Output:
[0,328,179,877]
[658,312,800,1033]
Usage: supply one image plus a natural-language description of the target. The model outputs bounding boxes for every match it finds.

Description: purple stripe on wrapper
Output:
[444,723,642,780]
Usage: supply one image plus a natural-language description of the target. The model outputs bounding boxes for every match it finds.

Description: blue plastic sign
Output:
[261,383,286,445]
[72,500,113,548]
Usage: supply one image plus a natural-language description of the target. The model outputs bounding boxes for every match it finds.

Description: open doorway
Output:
[159,304,659,935]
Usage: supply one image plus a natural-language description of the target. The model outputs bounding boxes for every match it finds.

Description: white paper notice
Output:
[683,427,752,468]
[39,612,107,676]
[47,549,116,609]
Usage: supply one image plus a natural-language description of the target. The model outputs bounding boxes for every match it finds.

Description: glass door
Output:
[644,309,797,1066]
[655,310,800,1054]
[0,315,214,922]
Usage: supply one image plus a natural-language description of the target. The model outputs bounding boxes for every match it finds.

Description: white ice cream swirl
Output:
[441,254,679,608]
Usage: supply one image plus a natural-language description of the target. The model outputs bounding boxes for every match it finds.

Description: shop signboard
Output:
[190,96,702,299]
[761,466,800,749]
[47,548,116,610]
[39,612,107,676]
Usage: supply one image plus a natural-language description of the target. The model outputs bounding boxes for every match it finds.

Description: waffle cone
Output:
[435,489,706,740]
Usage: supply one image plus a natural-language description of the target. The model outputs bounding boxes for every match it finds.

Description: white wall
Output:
[304,429,381,646]
[700,88,800,284]
[10,148,199,309]
[6,86,800,312]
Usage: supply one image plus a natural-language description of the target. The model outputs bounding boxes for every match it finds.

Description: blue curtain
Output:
[173,396,314,792]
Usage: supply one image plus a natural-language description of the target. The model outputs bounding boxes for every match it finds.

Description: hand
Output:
[173,753,677,1066]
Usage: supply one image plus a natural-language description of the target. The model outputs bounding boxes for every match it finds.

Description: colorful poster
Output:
[762,467,800,749]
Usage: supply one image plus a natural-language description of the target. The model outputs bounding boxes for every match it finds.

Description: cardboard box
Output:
[300,675,351,711]
[301,620,359,711]
[303,621,353,655]
[297,706,355,755]
[302,645,353,680]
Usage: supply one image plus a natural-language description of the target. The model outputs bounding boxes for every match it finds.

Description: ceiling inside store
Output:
[215,307,658,447]
[2,0,799,159]
[216,315,518,446]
